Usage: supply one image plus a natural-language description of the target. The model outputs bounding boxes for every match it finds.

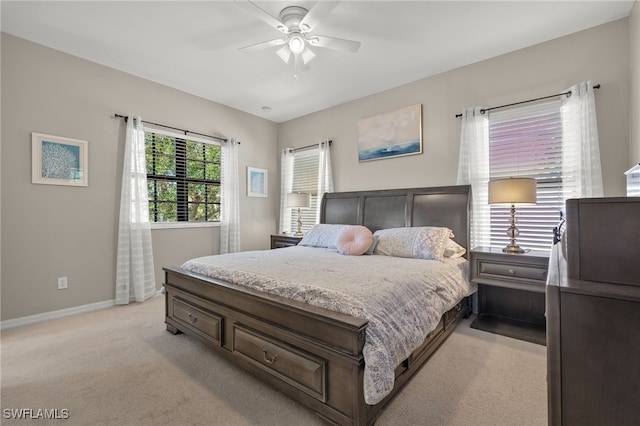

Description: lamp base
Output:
[294,207,303,237]
[502,203,527,254]
[502,244,526,254]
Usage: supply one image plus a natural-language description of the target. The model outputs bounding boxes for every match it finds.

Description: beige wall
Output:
[631,0,640,165]
[1,16,634,322]
[279,19,631,197]
[1,34,279,321]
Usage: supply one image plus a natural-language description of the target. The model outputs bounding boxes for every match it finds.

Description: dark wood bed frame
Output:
[163,185,472,425]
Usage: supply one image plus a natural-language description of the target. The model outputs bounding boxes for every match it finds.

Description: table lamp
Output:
[287,192,311,237]
[488,177,537,253]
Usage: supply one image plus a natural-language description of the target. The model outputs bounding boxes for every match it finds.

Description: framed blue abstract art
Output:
[32,132,88,186]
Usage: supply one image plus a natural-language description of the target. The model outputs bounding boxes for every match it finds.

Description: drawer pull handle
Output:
[262,349,278,365]
[187,313,198,324]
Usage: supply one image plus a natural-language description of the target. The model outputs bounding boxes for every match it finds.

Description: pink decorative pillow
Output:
[336,226,373,256]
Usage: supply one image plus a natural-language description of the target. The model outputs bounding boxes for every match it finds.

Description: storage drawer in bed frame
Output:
[170,297,223,345]
[232,324,327,402]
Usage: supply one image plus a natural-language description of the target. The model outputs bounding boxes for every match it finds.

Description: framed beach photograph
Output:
[32,133,88,186]
[357,104,423,162]
[247,167,267,197]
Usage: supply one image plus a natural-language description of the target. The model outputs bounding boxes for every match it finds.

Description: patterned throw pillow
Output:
[373,226,454,261]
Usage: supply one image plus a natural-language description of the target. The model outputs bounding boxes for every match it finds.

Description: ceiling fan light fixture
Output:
[276,45,292,63]
[300,46,316,64]
[289,35,305,54]
[238,1,361,74]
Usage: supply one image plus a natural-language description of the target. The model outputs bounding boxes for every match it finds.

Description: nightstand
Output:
[469,246,550,345]
[270,234,302,249]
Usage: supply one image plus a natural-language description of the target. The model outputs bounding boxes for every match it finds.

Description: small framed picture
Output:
[32,133,88,186]
[247,167,267,197]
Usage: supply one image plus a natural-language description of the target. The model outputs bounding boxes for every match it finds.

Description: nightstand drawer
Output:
[271,234,302,249]
[478,259,548,282]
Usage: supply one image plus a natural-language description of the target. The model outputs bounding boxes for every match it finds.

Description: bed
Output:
[163,185,473,425]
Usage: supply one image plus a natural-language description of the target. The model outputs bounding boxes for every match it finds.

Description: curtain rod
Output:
[454,84,600,118]
[288,140,332,153]
[113,113,230,143]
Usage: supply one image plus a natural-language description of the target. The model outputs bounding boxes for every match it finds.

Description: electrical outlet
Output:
[57,277,68,290]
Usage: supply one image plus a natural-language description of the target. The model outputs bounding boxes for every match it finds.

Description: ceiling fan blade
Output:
[309,35,361,53]
[299,1,340,33]
[235,0,289,34]
[300,46,316,65]
[238,38,287,51]
[276,45,292,63]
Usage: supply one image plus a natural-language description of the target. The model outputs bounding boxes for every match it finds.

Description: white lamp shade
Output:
[287,192,311,208]
[488,178,537,205]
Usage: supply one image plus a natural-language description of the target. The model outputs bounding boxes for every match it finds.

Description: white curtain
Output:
[115,114,156,305]
[220,138,240,254]
[279,148,295,233]
[316,139,334,223]
[561,80,604,199]
[456,107,491,249]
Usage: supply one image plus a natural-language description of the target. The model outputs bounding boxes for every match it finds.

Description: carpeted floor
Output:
[1,295,547,425]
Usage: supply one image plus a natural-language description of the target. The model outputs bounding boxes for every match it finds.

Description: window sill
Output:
[150,221,221,230]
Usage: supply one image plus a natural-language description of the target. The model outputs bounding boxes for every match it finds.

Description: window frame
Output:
[144,127,222,229]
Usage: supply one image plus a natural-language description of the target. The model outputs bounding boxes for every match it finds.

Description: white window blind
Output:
[290,147,319,234]
[489,100,563,252]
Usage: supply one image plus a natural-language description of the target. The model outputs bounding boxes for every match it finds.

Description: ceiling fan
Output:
[236,1,361,75]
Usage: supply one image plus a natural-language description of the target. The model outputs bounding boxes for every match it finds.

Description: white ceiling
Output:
[1,1,634,123]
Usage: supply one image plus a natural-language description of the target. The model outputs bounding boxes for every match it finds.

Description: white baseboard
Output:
[1,290,163,330]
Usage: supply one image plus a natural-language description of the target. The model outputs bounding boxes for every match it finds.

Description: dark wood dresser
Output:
[547,197,640,426]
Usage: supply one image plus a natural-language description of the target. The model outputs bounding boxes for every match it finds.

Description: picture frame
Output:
[32,132,88,186]
[357,104,423,162]
[247,167,267,197]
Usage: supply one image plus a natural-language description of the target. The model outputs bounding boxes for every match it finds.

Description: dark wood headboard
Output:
[320,185,471,250]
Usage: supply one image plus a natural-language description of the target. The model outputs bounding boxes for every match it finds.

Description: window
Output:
[289,147,319,234]
[145,129,221,223]
[488,100,563,252]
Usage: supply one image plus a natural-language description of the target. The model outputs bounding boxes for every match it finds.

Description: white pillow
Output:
[336,226,373,256]
[444,239,467,258]
[373,226,453,261]
[298,224,351,249]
